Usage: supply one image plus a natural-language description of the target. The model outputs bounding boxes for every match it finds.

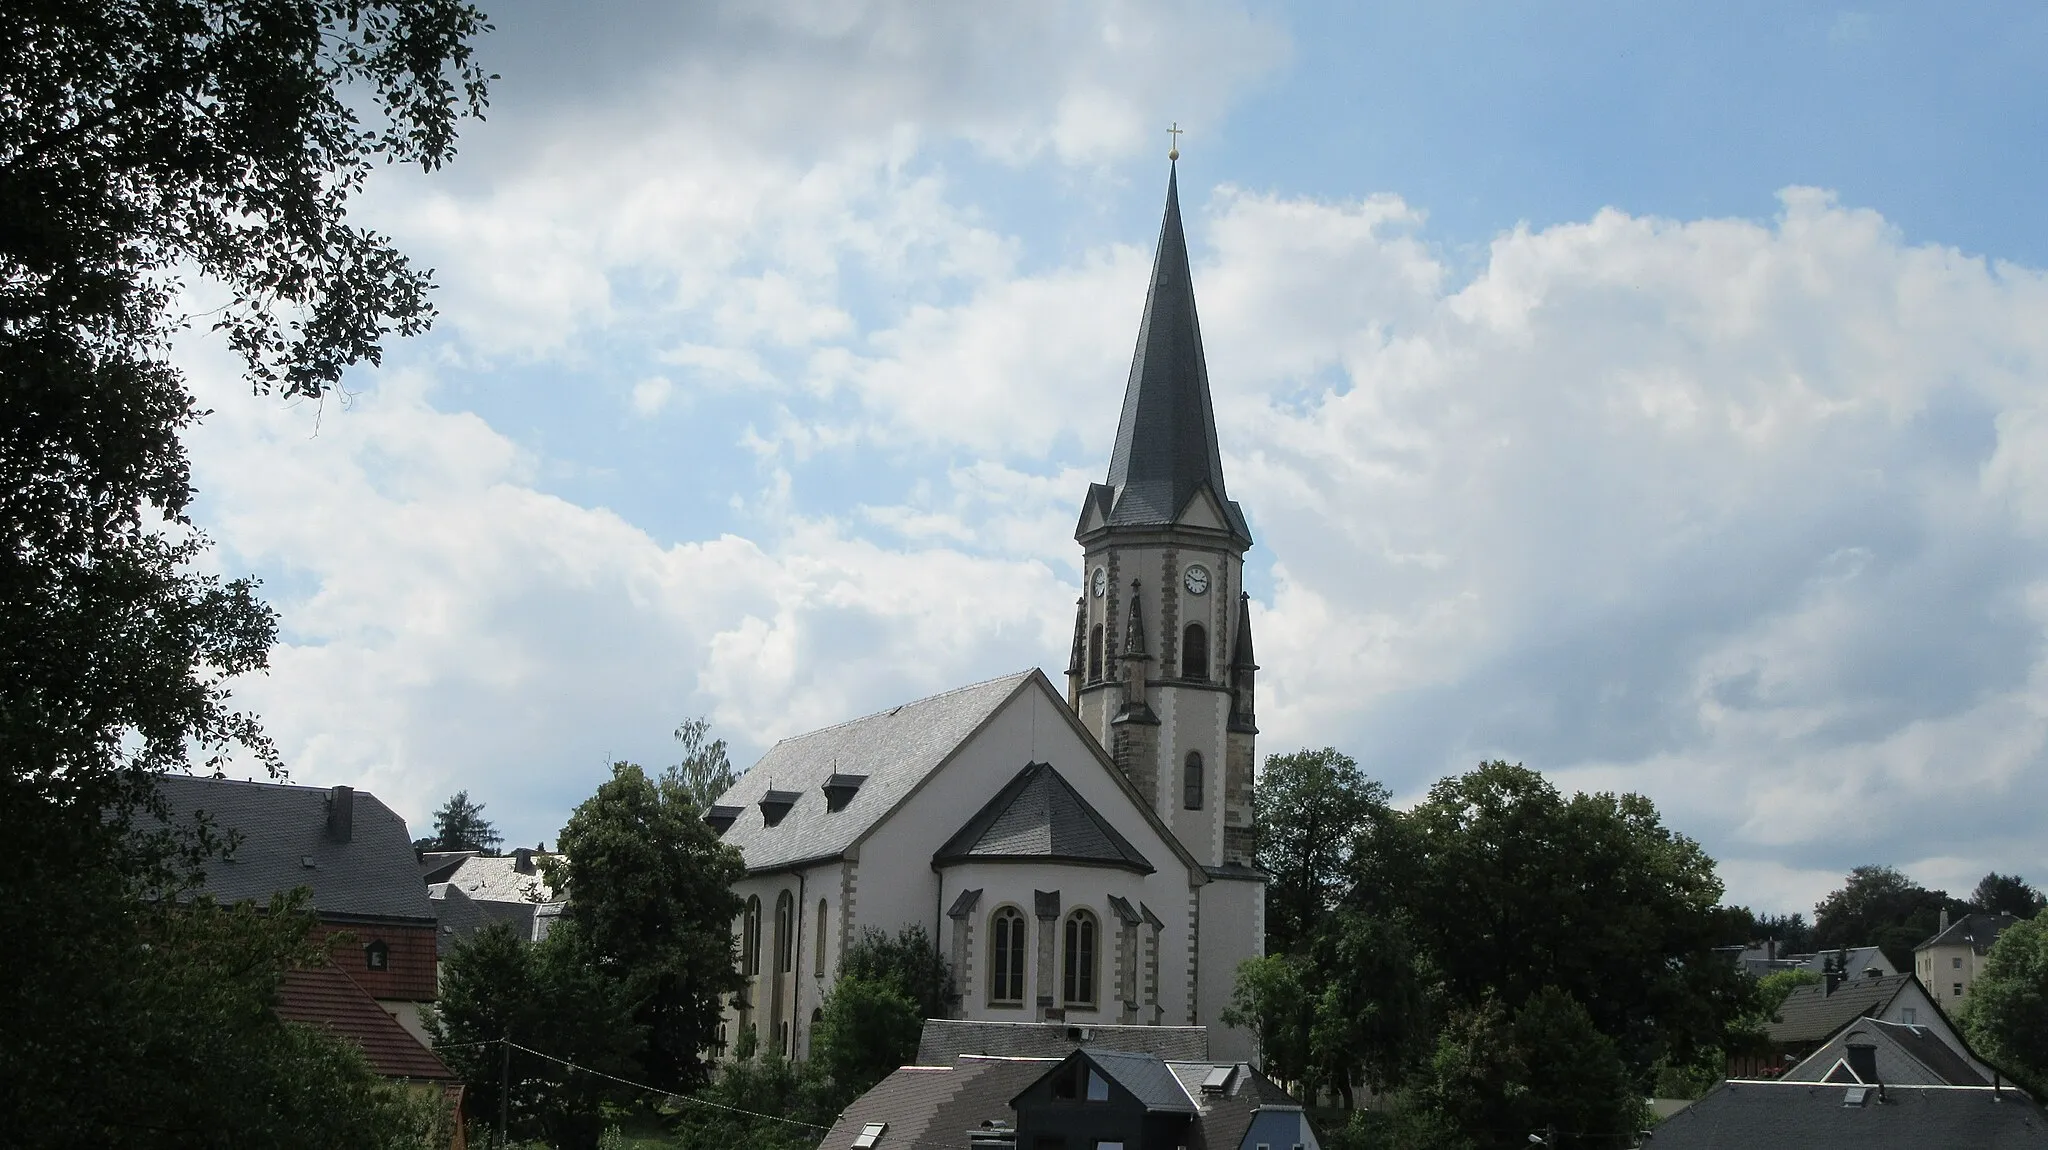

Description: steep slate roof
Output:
[1083,164,1251,544]
[276,963,454,1081]
[1770,974,1912,1045]
[1787,1019,1988,1087]
[712,672,1036,872]
[917,1020,1209,1065]
[1651,1081,2048,1148]
[1921,912,2022,955]
[437,852,557,903]
[819,1056,1053,1150]
[933,761,1154,874]
[429,882,562,955]
[1076,1048,1197,1114]
[150,775,431,922]
[1165,1061,1305,1150]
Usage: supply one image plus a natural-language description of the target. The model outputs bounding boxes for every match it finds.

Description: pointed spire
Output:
[1122,580,1149,658]
[1101,165,1251,543]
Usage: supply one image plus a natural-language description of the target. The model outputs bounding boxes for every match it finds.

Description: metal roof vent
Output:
[823,773,868,812]
[759,790,800,827]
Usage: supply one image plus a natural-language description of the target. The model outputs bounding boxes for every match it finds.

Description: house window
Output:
[815,899,828,974]
[775,891,795,974]
[1086,1069,1109,1101]
[1088,623,1104,681]
[1183,751,1204,810]
[1955,983,1965,997]
[364,940,389,971]
[1954,956,1964,969]
[1902,1008,1917,1024]
[741,895,762,976]
[1063,910,1098,1006]
[990,907,1027,1005]
[1182,622,1207,680]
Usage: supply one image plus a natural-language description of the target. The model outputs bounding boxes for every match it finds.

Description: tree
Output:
[419,790,502,854]
[1971,872,2045,919]
[835,924,956,1021]
[1812,865,1965,971]
[1306,911,1435,1104]
[1401,762,1749,1078]
[1255,747,1394,956]
[1959,915,2048,1097]
[548,761,748,1092]
[430,922,642,1150]
[810,976,925,1095]
[2,2,487,1140]
[666,717,738,811]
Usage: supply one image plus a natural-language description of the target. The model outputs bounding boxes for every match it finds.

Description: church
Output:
[709,162,1266,1064]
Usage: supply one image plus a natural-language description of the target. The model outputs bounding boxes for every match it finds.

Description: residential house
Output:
[425,847,565,955]
[708,164,1269,1065]
[1916,911,2021,1012]
[153,775,441,1042]
[1781,1017,1999,1087]
[1650,1080,2047,1148]
[1728,941,1895,980]
[1727,973,1947,1078]
[821,1047,1319,1150]
[277,963,466,1148]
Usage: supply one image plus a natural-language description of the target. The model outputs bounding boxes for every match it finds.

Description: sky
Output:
[174,1,2048,918]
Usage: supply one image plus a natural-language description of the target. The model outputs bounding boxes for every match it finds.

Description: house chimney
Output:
[1939,908,1950,934]
[1825,969,1844,995]
[326,785,354,843]
[514,847,534,874]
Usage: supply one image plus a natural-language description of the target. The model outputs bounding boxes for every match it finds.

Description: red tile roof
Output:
[277,964,456,1082]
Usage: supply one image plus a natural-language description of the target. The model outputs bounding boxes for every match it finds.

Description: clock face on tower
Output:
[1091,567,1108,598]
[1184,564,1210,595]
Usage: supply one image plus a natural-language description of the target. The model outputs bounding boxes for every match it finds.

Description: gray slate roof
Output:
[1079,1048,1197,1114]
[1165,1060,1305,1150]
[1770,974,1912,1045]
[1921,912,2022,954]
[917,1019,1209,1064]
[934,761,1154,874]
[1084,165,1251,544]
[1786,1018,1988,1087]
[428,883,564,955]
[712,672,1036,873]
[1652,1081,2048,1148]
[820,1057,1054,1150]
[150,775,431,922]
[436,851,558,903]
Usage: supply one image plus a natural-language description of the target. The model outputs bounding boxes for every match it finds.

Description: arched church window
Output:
[1184,751,1204,810]
[1063,910,1098,1007]
[1182,622,1207,680]
[815,898,828,973]
[990,907,1026,1005]
[775,891,794,974]
[741,895,762,976]
[1088,623,1104,681]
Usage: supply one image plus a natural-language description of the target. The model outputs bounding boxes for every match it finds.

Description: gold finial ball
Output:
[1169,147,1179,161]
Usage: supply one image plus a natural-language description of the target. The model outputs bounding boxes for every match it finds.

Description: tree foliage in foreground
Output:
[1960,914,2048,1097]
[2,0,487,1141]
[547,761,748,1093]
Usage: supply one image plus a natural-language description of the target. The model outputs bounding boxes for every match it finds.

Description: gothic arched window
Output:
[1184,751,1204,810]
[1182,622,1208,680]
[1088,623,1104,681]
[741,895,762,976]
[1063,910,1098,1006]
[990,906,1026,1006]
[775,891,795,974]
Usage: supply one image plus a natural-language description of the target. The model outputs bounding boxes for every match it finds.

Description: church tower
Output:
[1067,163,1258,873]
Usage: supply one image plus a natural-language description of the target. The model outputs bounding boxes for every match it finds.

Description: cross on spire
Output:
[1166,122,1183,161]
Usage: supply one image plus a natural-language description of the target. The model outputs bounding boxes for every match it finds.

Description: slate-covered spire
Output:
[1098,164,1252,543]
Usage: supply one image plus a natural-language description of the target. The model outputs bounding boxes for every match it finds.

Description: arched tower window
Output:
[1182,622,1208,680]
[1184,751,1204,810]
[989,907,1026,1006]
[1062,910,1098,1006]
[1088,623,1104,681]
[741,895,762,976]
[775,891,795,974]
[815,898,828,973]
